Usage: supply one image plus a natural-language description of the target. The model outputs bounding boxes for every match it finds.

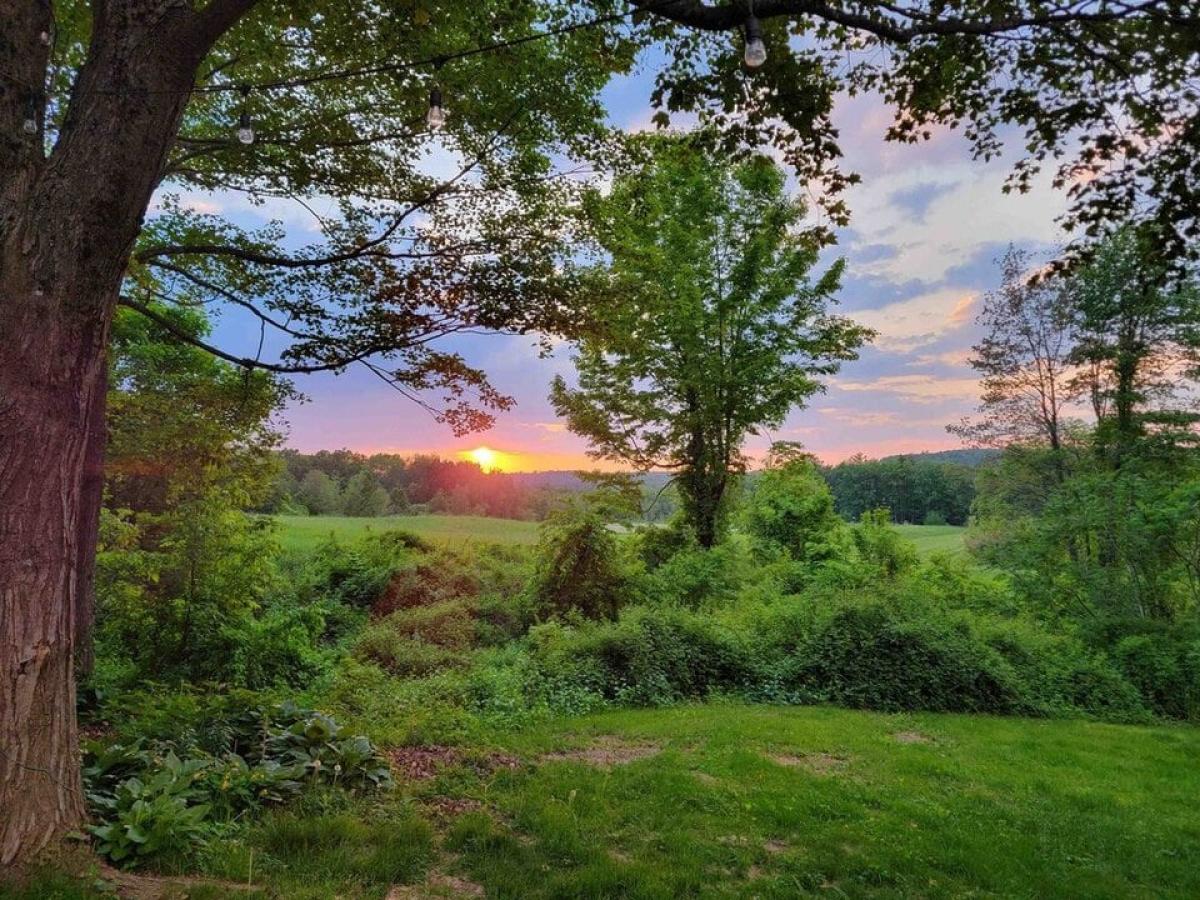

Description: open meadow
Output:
[273,514,542,553]
[275,515,967,557]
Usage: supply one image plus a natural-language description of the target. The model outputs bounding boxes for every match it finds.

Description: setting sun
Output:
[466,446,500,472]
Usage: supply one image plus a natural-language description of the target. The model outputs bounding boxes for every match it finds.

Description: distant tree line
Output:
[820,455,978,526]
[265,450,567,521]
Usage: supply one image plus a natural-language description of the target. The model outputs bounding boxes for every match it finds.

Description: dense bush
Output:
[532,506,631,621]
[1092,620,1200,720]
[742,459,850,564]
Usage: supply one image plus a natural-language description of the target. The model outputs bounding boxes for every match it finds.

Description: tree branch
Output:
[634,0,1176,44]
[118,296,377,374]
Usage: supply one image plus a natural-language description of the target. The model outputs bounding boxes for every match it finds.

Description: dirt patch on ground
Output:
[98,869,259,899]
[541,736,662,769]
[389,745,463,780]
[692,770,720,786]
[387,746,523,781]
[423,796,483,819]
[763,839,789,855]
[893,731,933,744]
[766,752,850,775]
[387,855,485,899]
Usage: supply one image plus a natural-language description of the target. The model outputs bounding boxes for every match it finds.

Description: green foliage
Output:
[532,505,632,621]
[634,517,697,570]
[83,701,391,868]
[340,470,391,517]
[852,509,919,580]
[297,470,343,516]
[552,136,870,546]
[742,459,850,564]
[823,454,976,525]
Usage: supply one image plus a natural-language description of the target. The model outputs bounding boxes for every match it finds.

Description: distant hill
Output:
[877,448,999,468]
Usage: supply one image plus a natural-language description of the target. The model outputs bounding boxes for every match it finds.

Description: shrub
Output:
[354,627,465,678]
[635,518,697,570]
[852,509,918,579]
[742,459,850,564]
[642,538,756,609]
[785,601,1021,713]
[532,507,631,621]
[1110,626,1200,720]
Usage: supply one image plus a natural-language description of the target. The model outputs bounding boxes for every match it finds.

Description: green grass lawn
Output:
[18,705,1199,898]
[273,514,541,553]
[174,703,1200,898]
[893,523,966,556]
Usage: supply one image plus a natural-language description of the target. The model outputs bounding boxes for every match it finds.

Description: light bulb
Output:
[743,16,767,68]
[236,111,254,145]
[21,97,37,135]
[426,85,446,131]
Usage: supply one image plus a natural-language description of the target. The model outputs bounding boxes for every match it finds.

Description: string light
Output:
[22,95,38,134]
[743,9,767,68]
[235,84,254,144]
[426,84,446,131]
[426,57,447,132]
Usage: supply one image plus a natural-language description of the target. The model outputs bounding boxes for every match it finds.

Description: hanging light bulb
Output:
[235,84,255,144]
[236,110,255,145]
[426,84,446,131]
[743,14,767,68]
[22,96,38,135]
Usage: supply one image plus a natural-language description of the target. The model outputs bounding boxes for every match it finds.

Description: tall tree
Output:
[950,247,1076,460]
[551,137,870,547]
[2,0,1197,864]
[1068,226,1200,465]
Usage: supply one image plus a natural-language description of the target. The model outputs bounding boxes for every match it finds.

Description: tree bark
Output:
[74,357,108,677]
[0,0,251,864]
[0,277,108,864]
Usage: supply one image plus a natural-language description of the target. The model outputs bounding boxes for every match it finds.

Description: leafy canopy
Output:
[552,135,871,544]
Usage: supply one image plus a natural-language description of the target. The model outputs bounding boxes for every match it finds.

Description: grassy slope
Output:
[273,514,540,552]
[892,523,966,556]
[275,515,967,557]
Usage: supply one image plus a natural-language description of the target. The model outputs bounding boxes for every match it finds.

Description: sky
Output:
[198,51,1071,472]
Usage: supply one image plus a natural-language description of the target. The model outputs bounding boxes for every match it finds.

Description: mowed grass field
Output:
[91,704,1200,899]
[437,704,1200,899]
[892,523,968,556]
[275,514,967,557]
[273,514,541,552]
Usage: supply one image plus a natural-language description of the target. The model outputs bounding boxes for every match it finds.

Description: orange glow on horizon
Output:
[462,446,507,472]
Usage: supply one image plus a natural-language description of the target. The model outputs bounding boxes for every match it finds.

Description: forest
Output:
[3,2,1199,898]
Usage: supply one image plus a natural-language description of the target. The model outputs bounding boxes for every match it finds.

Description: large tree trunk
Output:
[0,278,109,864]
[0,0,251,864]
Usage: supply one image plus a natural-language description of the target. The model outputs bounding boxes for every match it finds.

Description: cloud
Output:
[836,374,981,404]
[842,160,1068,284]
[851,288,977,352]
[908,348,975,368]
[816,407,902,427]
